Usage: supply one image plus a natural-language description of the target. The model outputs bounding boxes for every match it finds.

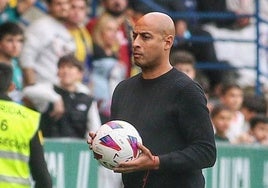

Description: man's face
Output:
[0,34,24,59]
[132,19,165,70]
[49,0,70,21]
[103,0,128,17]
[68,0,87,25]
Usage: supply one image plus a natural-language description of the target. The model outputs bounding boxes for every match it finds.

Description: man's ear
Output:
[8,82,16,92]
[164,35,174,50]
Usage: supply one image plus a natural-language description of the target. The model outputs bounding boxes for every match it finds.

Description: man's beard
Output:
[106,8,125,17]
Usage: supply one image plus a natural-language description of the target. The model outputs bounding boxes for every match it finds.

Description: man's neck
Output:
[141,63,172,79]
[65,21,79,30]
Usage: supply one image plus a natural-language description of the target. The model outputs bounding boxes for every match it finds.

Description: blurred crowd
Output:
[1,0,268,145]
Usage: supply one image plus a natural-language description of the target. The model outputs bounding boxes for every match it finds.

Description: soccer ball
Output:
[92,120,142,170]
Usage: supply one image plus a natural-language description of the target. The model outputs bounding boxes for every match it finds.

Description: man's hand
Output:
[113,143,159,173]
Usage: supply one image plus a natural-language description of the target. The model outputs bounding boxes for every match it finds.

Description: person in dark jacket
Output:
[0,63,52,188]
[23,54,101,138]
[88,12,216,188]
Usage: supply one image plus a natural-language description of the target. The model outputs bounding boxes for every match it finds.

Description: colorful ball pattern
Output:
[92,120,143,170]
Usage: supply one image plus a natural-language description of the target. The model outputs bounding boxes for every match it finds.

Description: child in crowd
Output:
[219,83,245,143]
[0,22,24,103]
[23,54,101,138]
[210,104,233,142]
[237,114,268,145]
[240,94,267,131]
[170,50,196,80]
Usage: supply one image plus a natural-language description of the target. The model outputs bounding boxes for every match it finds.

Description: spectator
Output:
[65,0,93,65]
[210,104,233,142]
[219,83,245,143]
[23,54,101,138]
[237,114,268,145]
[0,21,24,103]
[0,63,52,188]
[65,0,94,85]
[20,0,75,86]
[86,0,132,78]
[170,49,196,80]
[90,13,126,124]
[0,0,36,24]
[240,94,267,131]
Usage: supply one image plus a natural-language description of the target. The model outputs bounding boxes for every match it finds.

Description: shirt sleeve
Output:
[29,132,52,188]
[159,82,216,172]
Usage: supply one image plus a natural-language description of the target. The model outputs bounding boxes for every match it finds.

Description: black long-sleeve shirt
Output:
[111,68,216,188]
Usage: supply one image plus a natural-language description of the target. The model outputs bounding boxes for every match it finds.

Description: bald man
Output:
[89,12,216,188]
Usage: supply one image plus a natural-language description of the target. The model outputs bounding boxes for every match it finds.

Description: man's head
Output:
[0,63,13,94]
[0,22,24,60]
[46,0,70,21]
[102,0,128,17]
[68,0,87,25]
[132,12,175,70]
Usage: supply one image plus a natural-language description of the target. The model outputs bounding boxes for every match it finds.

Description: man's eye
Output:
[142,35,150,40]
